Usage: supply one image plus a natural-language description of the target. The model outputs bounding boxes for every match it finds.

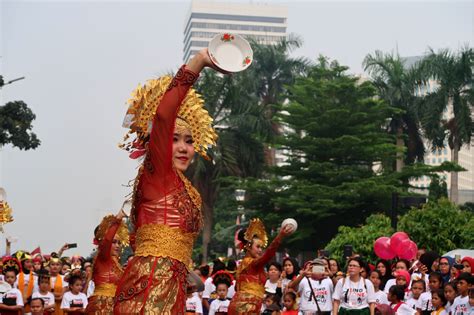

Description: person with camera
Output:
[288,258,334,315]
[333,257,376,315]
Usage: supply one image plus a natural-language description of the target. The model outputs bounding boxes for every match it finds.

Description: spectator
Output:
[418,273,443,315]
[60,275,88,314]
[333,257,376,315]
[31,271,55,314]
[30,297,45,315]
[384,260,410,294]
[388,285,415,315]
[461,257,473,275]
[265,262,282,294]
[369,270,389,305]
[406,279,425,311]
[282,257,300,293]
[281,291,297,315]
[208,271,233,315]
[0,257,24,315]
[450,272,473,315]
[430,289,447,315]
[376,260,392,291]
[438,256,455,285]
[443,281,457,313]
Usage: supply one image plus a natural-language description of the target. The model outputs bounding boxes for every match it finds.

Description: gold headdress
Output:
[244,218,268,249]
[0,200,13,232]
[119,76,218,160]
[94,215,129,247]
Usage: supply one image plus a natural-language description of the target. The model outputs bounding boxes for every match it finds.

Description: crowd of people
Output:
[2,45,473,315]
[0,241,472,315]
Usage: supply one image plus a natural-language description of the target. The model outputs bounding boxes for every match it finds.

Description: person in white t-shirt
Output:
[288,258,333,314]
[60,275,88,314]
[388,285,416,315]
[443,282,457,314]
[264,261,282,294]
[208,271,232,315]
[417,273,443,315]
[0,265,24,314]
[384,260,410,295]
[333,257,376,315]
[369,270,388,306]
[185,287,203,315]
[202,260,226,312]
[30,297,45,315]
[450,272,473,315]
[430,289,448,315]
[31,272,55,313]
[405,280,425,311]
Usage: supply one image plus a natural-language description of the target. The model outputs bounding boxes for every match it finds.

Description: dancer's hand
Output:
[187,48,230,74]
[279,224,294,237]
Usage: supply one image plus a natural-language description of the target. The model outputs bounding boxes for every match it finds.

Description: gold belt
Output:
[93,283,117,297]
[239,281,265,299]
[135,224,196,267]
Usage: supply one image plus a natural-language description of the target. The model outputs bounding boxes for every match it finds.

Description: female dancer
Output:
[114,48,220,314]
[85,210,128,314]
[228,219,292,314]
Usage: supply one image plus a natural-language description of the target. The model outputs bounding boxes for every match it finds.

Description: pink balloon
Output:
[374,237,396,260]
[390,232,410,253]
[397,239,418,260]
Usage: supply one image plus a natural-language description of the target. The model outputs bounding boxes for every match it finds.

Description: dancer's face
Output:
[172,129,195,172]
[249,239,263,259]
[111,236,120,257]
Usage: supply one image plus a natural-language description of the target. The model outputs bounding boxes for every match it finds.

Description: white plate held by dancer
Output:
[281,218,298,234]
[208,33,253,73]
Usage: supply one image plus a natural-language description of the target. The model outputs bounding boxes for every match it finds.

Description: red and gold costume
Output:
[228,219,282,315]
[114,65,217,314]
[86,216,127,314]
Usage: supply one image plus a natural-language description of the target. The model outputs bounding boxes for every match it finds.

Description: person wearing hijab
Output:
[438,256,455,285]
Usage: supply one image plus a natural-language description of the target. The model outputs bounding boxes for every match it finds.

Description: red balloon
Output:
[374,237,396,260]
[397,239,418,260]
[390,232,410,253]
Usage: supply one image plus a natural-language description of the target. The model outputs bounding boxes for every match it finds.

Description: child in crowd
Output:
[281,292,298,315]
[394,270,411,299]
[60,275,88,314]
[418,272,443,315]
[388,285,416,315]
[0,258,24,315]
[208,271,233,315]
[443,281,457,313]
[30,297,45,315]
[384,260,410,294]
[370,270,389,305]
[450,272,473,315]
[31,271,55,314]
[185,285,203,315]
[406,279,425,311]
[430,289,447,315]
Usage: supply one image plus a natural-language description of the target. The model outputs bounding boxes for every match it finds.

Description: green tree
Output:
[325,214,394,263]
[363,51,425,171]
[189,38,308,263]
[418,47,474,204]
[240,57,402,252]
[398,198,474,253]
[0,100,40,150]
[428,174,448,202]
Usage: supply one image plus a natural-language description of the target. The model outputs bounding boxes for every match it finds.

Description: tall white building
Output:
[183,1,288,62]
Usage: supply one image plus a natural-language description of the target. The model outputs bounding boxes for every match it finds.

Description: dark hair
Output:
[370,270,382,279]
[227,259,237,272]
[420,251,440,272]
[432,288,447,306]
[429,272,443,283]
[444,281,458,294]
[237,229,248,246]
[361,264,371,277]
[457,272,474,285]
[395,259,410,270]
[211,259,226,276]
[199,265,210,277]
[389,285,405,301]
[68,275,82,288]
[267,261,282,273]
[283,257,301,280]
[213,272,232,288]
[411,279,426,291]
[376,259,393,290]
[284,291,296,302]
[30,297,45,307]
[347,257,366,274]
[329,258,340,272]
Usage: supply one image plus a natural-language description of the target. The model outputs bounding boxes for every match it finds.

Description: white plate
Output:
[281,218,298,234]
[208,33,253,73]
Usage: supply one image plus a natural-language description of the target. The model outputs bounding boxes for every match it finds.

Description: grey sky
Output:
[1,0,472,256]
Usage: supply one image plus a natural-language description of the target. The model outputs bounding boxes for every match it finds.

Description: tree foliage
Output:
[0,100,40,150]
[325,214,394,263]
[398,198,474,253]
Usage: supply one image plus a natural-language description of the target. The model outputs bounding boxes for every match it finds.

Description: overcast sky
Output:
[1,0,472,256]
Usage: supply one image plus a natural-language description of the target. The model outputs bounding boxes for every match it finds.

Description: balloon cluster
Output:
[374,232,418,260]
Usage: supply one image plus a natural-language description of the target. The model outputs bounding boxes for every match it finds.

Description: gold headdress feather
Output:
[119,76,218,160]
[95,215,129,247]
[244,218,268,248]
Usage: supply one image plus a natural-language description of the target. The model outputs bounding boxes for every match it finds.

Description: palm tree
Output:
[363,51,425,171]
[418,47,474,204]
[190,38,308,263]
